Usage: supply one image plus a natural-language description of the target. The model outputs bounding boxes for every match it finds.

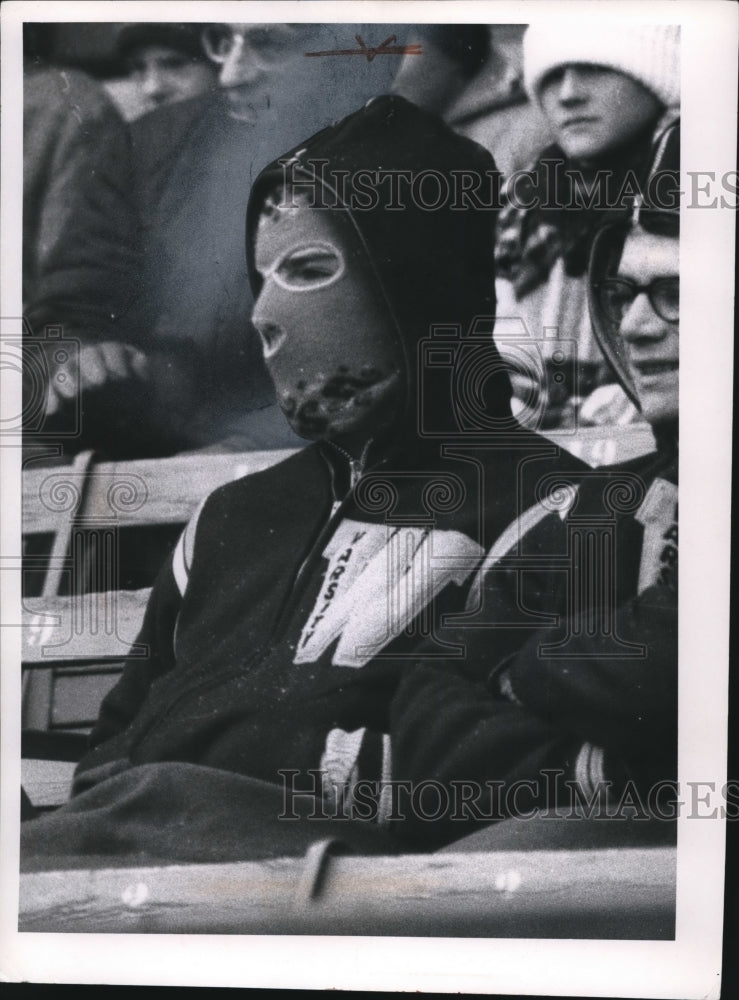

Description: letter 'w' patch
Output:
[294,519,483,668]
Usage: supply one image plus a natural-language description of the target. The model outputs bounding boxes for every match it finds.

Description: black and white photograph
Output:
[0,1,735,994]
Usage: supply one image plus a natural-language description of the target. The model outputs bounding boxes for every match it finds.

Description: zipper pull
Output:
[349,439,374,489]
[348,458,363,490]
[327,439,372,494]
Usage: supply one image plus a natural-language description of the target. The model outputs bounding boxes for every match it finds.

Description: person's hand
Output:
[45,342,149,415]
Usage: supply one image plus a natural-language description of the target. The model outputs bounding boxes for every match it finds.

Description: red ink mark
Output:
[306,34,422,62]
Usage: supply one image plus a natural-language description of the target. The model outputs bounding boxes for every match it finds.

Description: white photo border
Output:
[1,1,736,995]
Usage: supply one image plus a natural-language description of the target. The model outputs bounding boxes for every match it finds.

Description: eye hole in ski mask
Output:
[253,200,404,444]
[270,243,345,296]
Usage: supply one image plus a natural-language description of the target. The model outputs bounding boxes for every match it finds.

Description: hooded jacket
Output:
[382,124,680,846]
[125,28,409,452]
[75,98,587,845]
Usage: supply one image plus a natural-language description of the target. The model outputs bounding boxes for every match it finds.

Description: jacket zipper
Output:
[328,438,372,490]
[129,442,376,742]
[269,438,373,635]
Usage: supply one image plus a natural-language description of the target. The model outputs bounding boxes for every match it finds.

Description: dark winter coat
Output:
[387,444,677,845]
[23,67,140,344]
[73,98,587,850]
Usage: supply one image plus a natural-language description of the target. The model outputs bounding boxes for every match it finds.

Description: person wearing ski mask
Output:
[385,123,679,851]
[22,97,587,867]
[249,189,404,450]
[125,23,408,453]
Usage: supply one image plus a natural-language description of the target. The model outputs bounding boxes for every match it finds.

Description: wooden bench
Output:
[21,588,152,808]
[19,841,676,937]
[21,448,297,733]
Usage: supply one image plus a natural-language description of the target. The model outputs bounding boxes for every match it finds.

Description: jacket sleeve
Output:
[384,584,675,849]
[494,584,677,756]
[76,504,203,775]
[23,69,141,343]
[386,663,580,848]
[77,558,183,772]
[494,581,677,787]
[379,520,676,846]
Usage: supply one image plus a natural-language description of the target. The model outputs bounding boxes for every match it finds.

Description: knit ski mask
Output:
[252,200,403,443]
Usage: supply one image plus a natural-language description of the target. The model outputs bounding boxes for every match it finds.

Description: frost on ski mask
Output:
[252,197,404,443]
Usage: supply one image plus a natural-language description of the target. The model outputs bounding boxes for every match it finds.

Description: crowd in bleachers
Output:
[23,21,679,460]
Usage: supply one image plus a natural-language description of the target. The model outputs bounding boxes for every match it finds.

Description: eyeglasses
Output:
[201,24,293,64]
[593,277,679,325]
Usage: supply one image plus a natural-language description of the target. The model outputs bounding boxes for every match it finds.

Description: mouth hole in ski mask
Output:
[252,191,404,444]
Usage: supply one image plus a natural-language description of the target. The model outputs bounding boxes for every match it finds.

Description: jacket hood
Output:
[588,118,679,449]
[246,95,512,444]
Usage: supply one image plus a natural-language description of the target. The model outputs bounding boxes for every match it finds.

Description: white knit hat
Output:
[523,23,680,109]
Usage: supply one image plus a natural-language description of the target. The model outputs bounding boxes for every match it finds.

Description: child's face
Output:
[252,202,403,444]
[128,45,216,110]
[538,64,662,162]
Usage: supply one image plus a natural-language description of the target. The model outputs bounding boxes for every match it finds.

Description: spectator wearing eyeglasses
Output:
[201,23,297,122]
[591,224,678,427]
[492,127,680,837]
[493,22,679,431]
[382,122,679,853]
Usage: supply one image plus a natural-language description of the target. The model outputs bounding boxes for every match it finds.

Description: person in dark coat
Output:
[386,122,680,853]
[21,97,587,868]
[23,55,198,458]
